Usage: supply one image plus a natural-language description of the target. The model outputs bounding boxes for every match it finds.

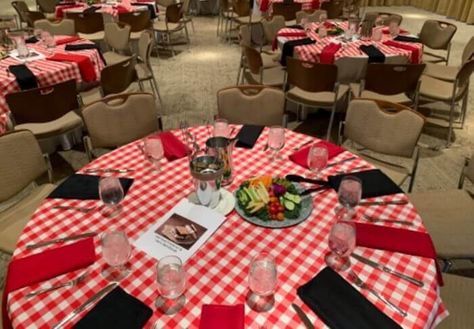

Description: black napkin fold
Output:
[235,125,264,149]
[286,24,305,30]
[359,45,385,63]
[83,6,101,14]
[72,286,153,329]
[25,36,39,44]
[48,174,134,200]
[393,35,420,43]
[328,169,403,199]
[8,64,38,90]
[131,3,157,19]
[280,38,315,66]
[65,43,107,65]
[297,267,402,329]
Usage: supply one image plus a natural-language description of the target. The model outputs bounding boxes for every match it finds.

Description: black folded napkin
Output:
[286,24,304,30]
[280,38,315,66]
[297,267,402,329]
[65,43,107,65]
[25,36,39,44]
[8,64,38,90]
[131,3,157,19]
[393,35,420,43]
[48,174,134,200]
[359,45,385,63]
[235,125,264,149]
[73,286,153,329]
[83,6,100,14]
[328,169,403,199]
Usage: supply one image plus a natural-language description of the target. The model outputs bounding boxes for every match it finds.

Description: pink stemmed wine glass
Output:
[144,136,164,172]
[325,221,356,271]
[267,126,285,162]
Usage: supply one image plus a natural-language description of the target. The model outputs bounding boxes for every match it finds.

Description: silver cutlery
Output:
[84,168,134,173]
[26,271,89,297]
[335,165,370,174]
[359,200,408,206]
[351,253,424,287]
[263,143,269,151]
[325,156,356,168]
[292,140,313,151]
[348,270,407,317]
[361,214,413,226]
[26,232,97,249]
[291,303,315,329]
[52,205,96,213]
[52,282,118,329]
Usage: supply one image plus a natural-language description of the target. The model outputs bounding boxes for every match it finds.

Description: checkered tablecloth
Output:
[7,126,447,328]
[278,21,423,64]
[56,2,155,18]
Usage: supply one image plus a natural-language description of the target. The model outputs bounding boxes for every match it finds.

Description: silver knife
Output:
[351,253,424,287]
[326,156,356,168]
[26,232,97,249]
[52,282,118,329]
[84,168,134,173]
[291,303,315,329]
[359,200,408,206]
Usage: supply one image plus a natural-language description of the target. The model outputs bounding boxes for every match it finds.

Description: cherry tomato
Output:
[277,213,285,221]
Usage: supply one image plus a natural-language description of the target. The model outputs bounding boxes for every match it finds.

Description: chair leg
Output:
[326,104,337,141]
[446,99,456,147]
[460,91,468,129]
[138,80,145,92]
[217,13,221,36]
[236,56,243,85]
[83,136,93,162]
[184,25,190,45]
[151,74,163,105]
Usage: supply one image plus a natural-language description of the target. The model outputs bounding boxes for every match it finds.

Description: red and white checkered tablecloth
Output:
[7,126,447,329]
[55,2,156,18]
[0,37,104,134]
[278,21,423,64]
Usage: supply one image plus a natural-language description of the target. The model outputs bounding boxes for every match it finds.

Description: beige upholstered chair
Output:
[136,31,162,103]
[36,0,57,15]
[217,85,287,126]
[295,10,327,24]
[409,154,474,270]
[339,99,425,192]
[242,46,285,87]
[5,79,83,154]
[153,2,189,56]
[34,19,75,36]
[24,10,46,29]
[82,93,160,160]
[419,59,474,147]
[351,63,426,110]
[261,15,285,56]
[419,20,457,65]
[437,274,474,329]
[66,12,105,42]
[286,57,349,140]
[228,0,255,40]
[0,130,55,254]
[118,10,151,41]
[181,0,195,33]
[103,22,132,65]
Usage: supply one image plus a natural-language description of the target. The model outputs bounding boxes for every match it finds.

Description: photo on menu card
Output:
[155,213,207,250]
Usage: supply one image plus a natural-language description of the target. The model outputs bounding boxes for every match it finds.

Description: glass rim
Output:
[157,255,183,267]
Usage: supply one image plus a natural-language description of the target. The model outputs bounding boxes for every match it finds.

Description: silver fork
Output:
[26,271,89,298]
[52,205,96,213]
[362,214,413,226]
[348,270,407,317]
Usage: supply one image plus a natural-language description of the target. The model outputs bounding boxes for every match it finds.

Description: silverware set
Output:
[52,205,96,213]
[84,168,134,173]
[325,156,357,168]
[26,232,97,249]
[292,140,313,151]
[359,200,408,206]
[335,165,370,174]
[26,271,89,297]
[361,214,413,226]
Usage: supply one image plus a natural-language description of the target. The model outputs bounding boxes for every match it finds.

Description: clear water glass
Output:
[144,136,164,172]
[267,126,285,161]
[249,252,277,297]
[213,118,229,137]
[319,13,327,23]
[325,221,356,271]
[337,176,362,216]
[101,231,131,281]
[389,21,400,37]
[156,256,186,314]
[99,176,124,217]
[307,144,328,176]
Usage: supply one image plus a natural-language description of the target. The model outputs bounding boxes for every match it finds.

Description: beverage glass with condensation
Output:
[156,256,187,314]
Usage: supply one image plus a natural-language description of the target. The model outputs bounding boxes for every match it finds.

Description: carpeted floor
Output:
[1,5,473,287]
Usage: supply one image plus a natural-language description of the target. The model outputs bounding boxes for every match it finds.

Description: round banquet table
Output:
[0,36,105,134]
[7,126,447,328]
[55,2,156,19]
[277,21,424,83]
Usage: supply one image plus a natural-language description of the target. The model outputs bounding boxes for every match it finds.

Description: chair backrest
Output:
[465,154,474,183]
[239,23,265,48]
[262,15,285,44]
[24,10,46,28]
[118,10,151,32]
[217,85,285,126]
[34,19,75,36]
[296,9,327,24]
[6,79,78,124]
[11,1,30,24]
[320,0,343,19]
[232,0,251,18]
[377,12,403,26]
[419,20,457,50]
[36,0,57,13]
[0,130,47,202]
[272,2,302,21]
[286,57,337,92]
[335,56,367,84]
[455,59,474,99]
[104,22,131,52]
[462,36,474,64]
[166,3,184,24]
[66,12,104,34]
[219,0,231,11]
[82,93,159,148]
[243,46,263,74]
[100,57,138,96]
[182,0,191,14]
[344,99,425,158]
[138,31,153,67]
[363,63,426,95]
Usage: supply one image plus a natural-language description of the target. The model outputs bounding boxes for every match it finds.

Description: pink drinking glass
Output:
[325,221,356,271]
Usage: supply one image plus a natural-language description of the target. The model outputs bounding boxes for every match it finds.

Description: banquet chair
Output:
[261,15,285,53]
[419,20,457,65]
[0,130,55,254]
[409,154,474,271]
[82,93,160,160]
[351,63,426,110]
[103,22,132,65]
[24,10,47,29]
[36,0,57,18]
[376,12,403,26]
[34,19,75,36]
[418,59,474,147]
[338,99,425,192]
[285,57,348,140]
[295,10,327,24]
[181,0,195,33]
[217,85,287,127]
[66,12,105,43]
[11,1,32,29]
[118,10,151,41]
[272,2,302,25]
[153,2,189,56]
[437,274,474,328]
[216,0,234,38]
[423,36,474,82]
[242,46,285,88]
[320,0,343,19]
[228,0,254,42]
[5,79,83,154]
[136,31,162,104]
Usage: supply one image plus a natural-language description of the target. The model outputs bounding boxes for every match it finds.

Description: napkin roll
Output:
[8,64,38,90]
